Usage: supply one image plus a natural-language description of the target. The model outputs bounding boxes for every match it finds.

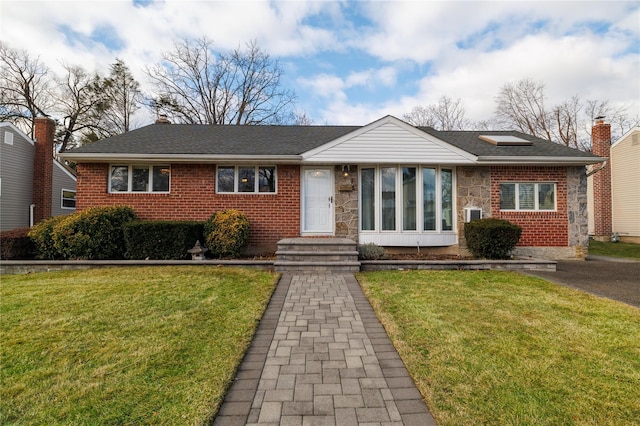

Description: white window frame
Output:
[499,182,557,211]
[61,188,76,209]
[359,165,456,234]
[216,165,277,194]
[108,164,171,193]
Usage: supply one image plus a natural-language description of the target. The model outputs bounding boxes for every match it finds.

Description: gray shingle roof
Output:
[63,121,600,162]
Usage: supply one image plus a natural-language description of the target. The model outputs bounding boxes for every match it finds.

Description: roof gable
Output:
[302,116,476,164]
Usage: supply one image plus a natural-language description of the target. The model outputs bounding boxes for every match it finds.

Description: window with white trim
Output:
[109,165,170,193]
[360,166,455,232]
[61,189,76,209]
[216,166,276,193]
[499,182,556,211]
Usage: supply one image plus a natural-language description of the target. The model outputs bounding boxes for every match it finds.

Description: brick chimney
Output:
[591,117,612,241]
[32,117,56,224]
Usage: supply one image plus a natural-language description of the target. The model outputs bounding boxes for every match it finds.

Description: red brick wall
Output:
[76,163,301,253]
[32,117,55,224]
[591,121,612,238]
[491,166,568,247]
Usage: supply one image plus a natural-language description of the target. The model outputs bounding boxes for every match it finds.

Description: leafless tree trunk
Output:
[0,42,54,137]
[403,96,469,130]
[494,78,553,140]
[101,59,143,135]
[146,37,296,125]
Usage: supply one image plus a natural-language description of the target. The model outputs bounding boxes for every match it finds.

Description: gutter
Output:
[57,153,304,164]
[476,156,606,166]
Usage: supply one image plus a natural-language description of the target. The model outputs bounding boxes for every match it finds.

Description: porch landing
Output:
[274,238,361,273]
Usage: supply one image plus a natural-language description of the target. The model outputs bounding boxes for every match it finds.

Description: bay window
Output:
[360,166,456,233]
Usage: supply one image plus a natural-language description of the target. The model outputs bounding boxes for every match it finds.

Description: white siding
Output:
[303,121,475,164]
[611,128,640,238]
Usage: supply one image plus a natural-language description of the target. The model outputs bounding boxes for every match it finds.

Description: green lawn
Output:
[589,239,640,259]
[1,266,278,425]
[358,270,640,426]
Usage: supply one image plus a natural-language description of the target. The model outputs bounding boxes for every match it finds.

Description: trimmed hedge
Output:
[358,243,386,260]
[464,218,522,259]
[28,216,67,259]
[123,221,204,260]
[204,209,250,258]
[0,228,36,260]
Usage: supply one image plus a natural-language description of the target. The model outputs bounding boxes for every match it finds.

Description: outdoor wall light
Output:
[342,165,350,177]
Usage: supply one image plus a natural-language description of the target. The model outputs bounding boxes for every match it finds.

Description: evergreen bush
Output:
[124,221,204,260]
[203,209,250,258]
[52,205,137,259]
[1,228,36,259]
[28,216,67,259]
[464,218,522,259]
[358,243,386,260]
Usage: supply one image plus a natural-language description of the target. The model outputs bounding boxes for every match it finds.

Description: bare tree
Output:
[146,37,296,125]
[404,96,469,130]
[494,78,553,140]
[53,63,109,152]
[0,42,54,137]
[552,94,585,150]
[101,59,143,135]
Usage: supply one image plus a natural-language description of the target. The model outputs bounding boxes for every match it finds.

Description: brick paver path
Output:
[213,273,436,426]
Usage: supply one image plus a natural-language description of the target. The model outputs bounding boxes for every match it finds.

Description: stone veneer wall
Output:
[456,166,491,254]
[334,165,359,242]
[567,166,589,257]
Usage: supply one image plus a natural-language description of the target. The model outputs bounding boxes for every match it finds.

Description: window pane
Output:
[402,167,416,231]
[361,168,375,231]
[381,167,396,231]
[238,167,255,192]
[132,166,149,192]
[152,166,170,192]
[110,166,128,192]
[423,168,436,230]
[441,169,453,231]
[62,190,76,208]
[217,167,235,192]
[519,183,535,210]
[258,167,276,192]
[538,183,555,210]
[500,183,515,210]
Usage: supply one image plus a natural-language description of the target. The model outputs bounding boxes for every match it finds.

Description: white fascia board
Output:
[54,160,77,181]
[57,153,303,164]
[301,115,477,162]
[611,126,640,148]
[476,156,606,165]
[0,122,34,145]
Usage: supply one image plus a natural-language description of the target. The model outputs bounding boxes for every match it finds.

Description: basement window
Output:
[500,182,556,211]
[109,165,170,193]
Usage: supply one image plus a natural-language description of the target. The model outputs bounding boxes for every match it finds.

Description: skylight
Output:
[479,135,533,146]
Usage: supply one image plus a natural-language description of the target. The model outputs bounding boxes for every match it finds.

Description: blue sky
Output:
[2,0,638,128]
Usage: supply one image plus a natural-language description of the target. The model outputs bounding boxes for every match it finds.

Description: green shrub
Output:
[464,218,522,259]
[52,205,137,259]
[28,216,67,259]
[1,228,36,260]
[203,210,250,258]
[358,243,386,260]
[123,221,204,260]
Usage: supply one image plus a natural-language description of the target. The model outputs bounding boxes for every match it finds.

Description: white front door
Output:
[302,168,334,234]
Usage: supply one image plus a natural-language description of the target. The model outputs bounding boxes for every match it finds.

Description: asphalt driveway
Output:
[525,256,640,308]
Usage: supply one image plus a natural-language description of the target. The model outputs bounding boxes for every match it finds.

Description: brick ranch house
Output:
[59,115,604,259]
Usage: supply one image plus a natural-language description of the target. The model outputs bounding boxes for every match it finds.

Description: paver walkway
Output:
[213,273,436,426]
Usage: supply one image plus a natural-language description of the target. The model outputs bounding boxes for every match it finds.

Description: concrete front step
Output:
[275,238,360,271]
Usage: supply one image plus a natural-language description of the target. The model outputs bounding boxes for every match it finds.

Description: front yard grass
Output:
[589,239,640,259]
[358,270,640,426]
[1,266,278,425]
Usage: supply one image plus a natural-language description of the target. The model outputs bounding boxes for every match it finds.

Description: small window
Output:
[62,189,76,209]
[4,131,14,145]
[216,166,277,193]
[500,182,556,211]
[109,165,170,193]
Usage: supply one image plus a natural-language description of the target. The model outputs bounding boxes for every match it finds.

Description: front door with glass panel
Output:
[302,168,334,234]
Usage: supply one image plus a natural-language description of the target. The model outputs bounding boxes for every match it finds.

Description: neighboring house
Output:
[588,122,640,243]
[0,118,77,231]
[59,115,603,259]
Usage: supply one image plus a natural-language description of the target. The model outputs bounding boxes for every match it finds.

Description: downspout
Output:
[30,204,35,227]
[586,160,608,177]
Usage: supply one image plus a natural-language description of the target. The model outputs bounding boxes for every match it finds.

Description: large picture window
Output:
[216,166,276,193]
[110,165,170,193]
[360,166,455,233]
[500,182,556,211]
